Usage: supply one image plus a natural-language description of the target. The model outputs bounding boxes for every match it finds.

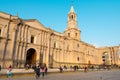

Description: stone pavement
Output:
[0,69,120,80]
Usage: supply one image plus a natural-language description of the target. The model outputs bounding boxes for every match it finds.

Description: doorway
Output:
[26,48,36,66]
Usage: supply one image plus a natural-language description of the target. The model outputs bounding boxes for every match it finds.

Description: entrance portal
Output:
[26,48,37,66]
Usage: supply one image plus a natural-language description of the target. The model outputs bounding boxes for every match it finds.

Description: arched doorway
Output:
[26,48,37,66]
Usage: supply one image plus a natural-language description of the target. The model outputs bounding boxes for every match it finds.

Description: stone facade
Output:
[0,6,120,68]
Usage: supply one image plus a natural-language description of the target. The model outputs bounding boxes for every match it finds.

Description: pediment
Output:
[24,19,47,30]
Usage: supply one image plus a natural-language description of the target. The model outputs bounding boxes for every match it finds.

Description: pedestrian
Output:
[35,66,40,80]
[7,65,12,80]
[59,66,63,73]
[70,65,72,70]
[0,65,1,71]
[45,66,48,75]
[26,64,29,70]
[84,66,87,72]
[9,65,12,69]
[41,67,45,78]
[91,65,94,71]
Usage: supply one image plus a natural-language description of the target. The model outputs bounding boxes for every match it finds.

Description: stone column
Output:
[12,23,23,68]
[19,25,25,67]
[2,15,11,68]
[16,25,22,67]
[21,25,27,67]
[36,49,40,65]
[1,39,7,68]
[46,34,50,68]
[17,24,24,68]
[23,26,29,64]
[42,32,47,64]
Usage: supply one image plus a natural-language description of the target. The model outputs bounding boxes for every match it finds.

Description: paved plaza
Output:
[0,70,120,80]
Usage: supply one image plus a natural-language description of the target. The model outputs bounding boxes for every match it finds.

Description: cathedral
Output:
[0,6,120,68]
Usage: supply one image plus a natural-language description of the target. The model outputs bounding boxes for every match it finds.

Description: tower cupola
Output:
[64,6,81,40]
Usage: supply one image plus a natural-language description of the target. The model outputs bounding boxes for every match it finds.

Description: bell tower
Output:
[64,6,81,40]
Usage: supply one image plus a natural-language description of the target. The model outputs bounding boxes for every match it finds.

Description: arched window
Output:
[69,15,74,20]
[71,15,74,19]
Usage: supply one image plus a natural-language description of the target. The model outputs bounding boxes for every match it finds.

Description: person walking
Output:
[45,66,48,75]
[35,66,40,80]
[7,65,12,80]
[59,66,63,73]
[84,66,87,72]
[41,67,45,78]
[0,65,1,71]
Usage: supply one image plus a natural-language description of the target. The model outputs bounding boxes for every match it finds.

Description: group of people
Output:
[3,64,48,80]
[1,64,107,80]
[25,63,48,79]
[34,65,48,80]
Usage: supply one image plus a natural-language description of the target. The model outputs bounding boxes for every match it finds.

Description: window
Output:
[68,33,70,37]
[71,15,74,19]
[102,56,105,58]
[54,42,56,48]
[102,53,108,64]
[31,35,34,43]
[69,15,74,20]
[75,33,77,37]
[77,57,79,61]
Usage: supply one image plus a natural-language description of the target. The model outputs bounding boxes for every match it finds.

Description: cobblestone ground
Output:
[0,70,120,80]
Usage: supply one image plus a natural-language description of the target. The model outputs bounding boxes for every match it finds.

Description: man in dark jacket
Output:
[35,66,40,80]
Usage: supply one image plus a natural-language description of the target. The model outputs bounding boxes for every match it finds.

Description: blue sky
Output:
[0,0,120,47]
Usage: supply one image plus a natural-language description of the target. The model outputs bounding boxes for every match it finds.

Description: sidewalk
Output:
[0,68,58,74]
[0,68,82,78]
